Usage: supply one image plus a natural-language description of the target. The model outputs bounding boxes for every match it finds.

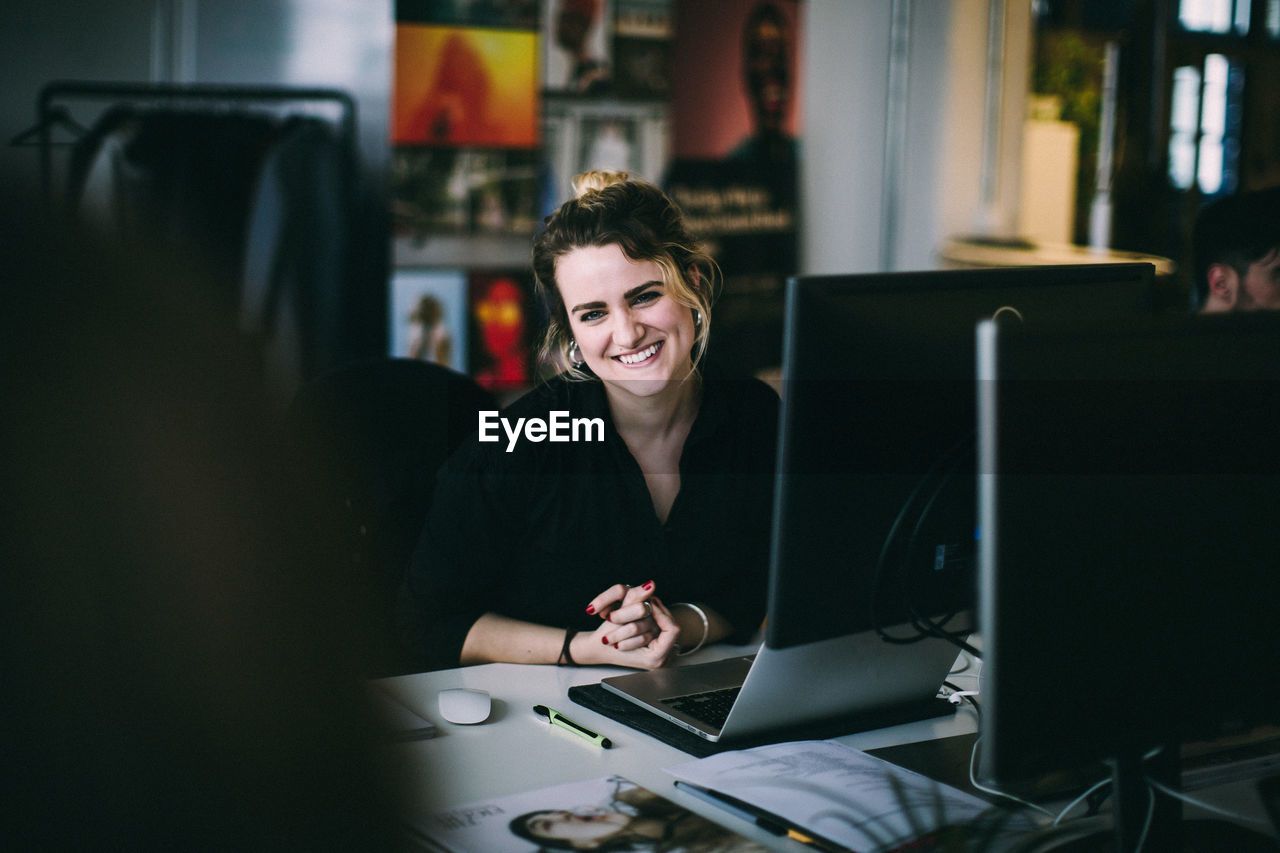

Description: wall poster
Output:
[667,0,803,377]
[391,1,542,243]
[393,22,539,148]
[468,269,539,396]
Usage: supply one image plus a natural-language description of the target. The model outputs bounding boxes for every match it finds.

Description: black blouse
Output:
[397,369,780,671]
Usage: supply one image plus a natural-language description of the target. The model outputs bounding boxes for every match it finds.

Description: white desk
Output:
[372,644,982,851]
[373,647,1280,851]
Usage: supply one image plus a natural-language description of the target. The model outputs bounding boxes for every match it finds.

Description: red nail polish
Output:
[602,636,609,644]
[613,643,619,649]
[643,581,654,590]
[585,605,596,615]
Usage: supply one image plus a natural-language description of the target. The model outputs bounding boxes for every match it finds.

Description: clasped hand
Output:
[579,581,678,670]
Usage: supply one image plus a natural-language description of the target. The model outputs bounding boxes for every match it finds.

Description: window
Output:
[1167,53,1243,196]
[1178,0,1250,33]
[1168,66,1200,189]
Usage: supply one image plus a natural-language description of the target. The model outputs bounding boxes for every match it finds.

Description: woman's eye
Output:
[580,309,605,322]
[632,291,660,306]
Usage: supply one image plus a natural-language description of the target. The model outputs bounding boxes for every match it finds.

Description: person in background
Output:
[397,170,778,672]
[1194,185,1280,313]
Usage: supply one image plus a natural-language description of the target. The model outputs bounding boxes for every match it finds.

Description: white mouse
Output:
[437,688,491,725]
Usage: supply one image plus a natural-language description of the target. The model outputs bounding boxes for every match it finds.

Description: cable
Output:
[870,432,968,637]
[900,452,980,656]
[967,736,1054,818]
[1052,777,1111,826]
[1134,785,1156,853]
[870,430,978,652]
[870,471,945,644]
[1085,783,1111,818]
[941,680,981,720]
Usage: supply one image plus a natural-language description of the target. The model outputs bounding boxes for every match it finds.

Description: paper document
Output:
[666,739,1021,852]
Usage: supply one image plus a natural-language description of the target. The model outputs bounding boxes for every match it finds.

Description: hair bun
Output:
[572,170,631,199]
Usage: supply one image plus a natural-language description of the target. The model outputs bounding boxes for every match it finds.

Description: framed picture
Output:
[389,268,469,372]
[393,23,539,148]
[468,270,538,393]
[542,0,614,95]
[392,147,470,236]
[577,114,641,174]
[392,147,540,240]
[466,148,542,235]
[613,0,672,99]
[541,98,669,211]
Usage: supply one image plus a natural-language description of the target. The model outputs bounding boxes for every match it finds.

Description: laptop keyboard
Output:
[662,686,741,729]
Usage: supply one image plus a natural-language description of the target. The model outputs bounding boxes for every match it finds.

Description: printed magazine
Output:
[411,775,769,852]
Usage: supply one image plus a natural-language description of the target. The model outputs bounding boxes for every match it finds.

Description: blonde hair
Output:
[532,170,718,380]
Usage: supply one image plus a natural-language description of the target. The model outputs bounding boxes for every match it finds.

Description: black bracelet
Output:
[558,627,579,666]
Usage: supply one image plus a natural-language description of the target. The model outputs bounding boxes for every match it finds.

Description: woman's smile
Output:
[614,340,663,365]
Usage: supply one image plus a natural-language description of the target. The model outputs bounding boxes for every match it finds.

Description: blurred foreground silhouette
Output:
[1,195,403,851]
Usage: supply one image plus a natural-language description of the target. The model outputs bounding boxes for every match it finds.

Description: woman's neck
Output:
[604,373,702,443]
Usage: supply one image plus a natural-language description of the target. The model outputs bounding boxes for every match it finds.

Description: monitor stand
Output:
[1112,745,1181,851]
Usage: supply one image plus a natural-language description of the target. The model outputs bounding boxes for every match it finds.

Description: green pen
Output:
[532,704,613,748]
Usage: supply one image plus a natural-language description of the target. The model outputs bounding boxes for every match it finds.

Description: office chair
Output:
[286,357,496,676]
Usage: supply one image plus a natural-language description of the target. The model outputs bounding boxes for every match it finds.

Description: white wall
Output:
[800,0,1031,274]
[798,0,893,275]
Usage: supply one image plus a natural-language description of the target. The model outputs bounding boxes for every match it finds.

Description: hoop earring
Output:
[567,339,585,368]
[693,309,704,328]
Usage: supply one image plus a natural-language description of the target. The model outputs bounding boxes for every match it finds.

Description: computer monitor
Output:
[767,263,1155,651]
[976,312,1280,847]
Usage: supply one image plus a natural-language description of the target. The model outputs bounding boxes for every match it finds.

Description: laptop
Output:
[598,265,1155,743]
[599,620,963,742]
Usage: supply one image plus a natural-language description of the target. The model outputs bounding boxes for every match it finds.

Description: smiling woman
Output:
[396,170,779,672]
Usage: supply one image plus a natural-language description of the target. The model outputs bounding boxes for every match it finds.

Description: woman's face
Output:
[556,243,696,401]
[524,809,630,848]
